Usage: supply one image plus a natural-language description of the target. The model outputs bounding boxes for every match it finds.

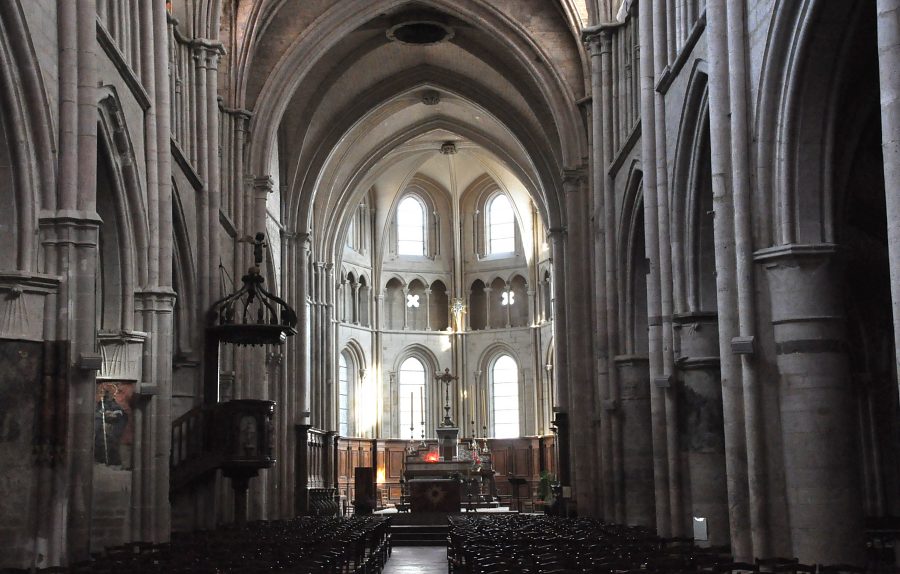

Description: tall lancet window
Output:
[487,194,515,254]
[397,196,426,256]
[399,357,426,439]
[491,354,519,438]
[339,353,351,436]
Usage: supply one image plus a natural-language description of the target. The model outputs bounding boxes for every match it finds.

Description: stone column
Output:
[543,277,552,322]
[504,285,511,328]
[638,0,672,534]
[543,363,554,434]
[193,44,209,316]
[139,0,160,286]
[562,170,598,516]
[615,356,655,527]
[704,0,753,558]
[297,235,311,426]
[324,263,335,431]
[231,111,251,274]
[134,290,176,543]
[757,245,864,564]
[424,288,432,331]
[484,287,493,329]
[527,288,536,327]
[352,282,360,325]
[376,293,385,330]
[651,0,683,534]
[402,288,409,330]
[338,280,346,323]
[204,46,224,301]
[674,313,729,547]
[41,213,101,564]
[252,176,274,237]
[876,0,900,399]
[548,228,571,494]
[313,262,325,426]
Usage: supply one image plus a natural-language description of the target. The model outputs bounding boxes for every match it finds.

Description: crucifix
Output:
[436,367,458,427]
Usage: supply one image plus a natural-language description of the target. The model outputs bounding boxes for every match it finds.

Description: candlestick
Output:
[410,391,414,439]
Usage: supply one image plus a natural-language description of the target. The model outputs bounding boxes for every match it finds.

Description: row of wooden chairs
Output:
[2,516,392,573]
[446,516,872,574]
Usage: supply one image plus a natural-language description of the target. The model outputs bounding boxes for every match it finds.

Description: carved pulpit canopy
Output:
[208,232,297,346]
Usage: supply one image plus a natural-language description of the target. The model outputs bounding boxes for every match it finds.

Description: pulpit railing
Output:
[170,406,217,490]
[170,400,276,492]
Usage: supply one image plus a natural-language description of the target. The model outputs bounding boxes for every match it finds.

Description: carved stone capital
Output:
[253,175,275,194]
[561,168,587,192]
[0,272,60,341]
[96,330,149,382]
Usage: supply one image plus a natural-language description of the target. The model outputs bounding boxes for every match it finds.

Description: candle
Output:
[420,387,424,424]
[410,391,413,430]
[481,386,487,426]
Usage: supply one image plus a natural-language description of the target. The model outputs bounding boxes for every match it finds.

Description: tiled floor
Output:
[383,546,448,573]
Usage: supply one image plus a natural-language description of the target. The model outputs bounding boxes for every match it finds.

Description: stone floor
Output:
[383,546,448,573]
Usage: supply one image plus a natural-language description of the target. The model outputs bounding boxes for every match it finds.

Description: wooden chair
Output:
[772,563,815,574]
[756,557,798,572]
[817,564,865,574]
[712,561,759,573]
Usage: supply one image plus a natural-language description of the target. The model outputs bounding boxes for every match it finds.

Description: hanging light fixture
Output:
[208,232,298,346]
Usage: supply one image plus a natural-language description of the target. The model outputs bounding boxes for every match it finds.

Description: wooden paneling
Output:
[514,448,530,476]
[388,450,404,478]
[492,449,509,475]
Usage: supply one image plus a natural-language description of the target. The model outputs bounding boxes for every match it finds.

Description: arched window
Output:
[487,194,515,254]
[491,354,519,438]
[397,195,426,256]
[339,353,352,436]
[399,357,426,438]
[345,218,356,249]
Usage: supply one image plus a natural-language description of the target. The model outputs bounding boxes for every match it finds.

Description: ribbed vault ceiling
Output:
[233,0,590,257]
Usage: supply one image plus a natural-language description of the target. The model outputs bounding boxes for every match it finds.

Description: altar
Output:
[403,448,493,513]
[408,478,461,513]
[400,368,496,513]
[402,434,495,512]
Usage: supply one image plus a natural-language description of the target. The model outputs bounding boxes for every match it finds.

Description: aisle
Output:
[383,546,447,574]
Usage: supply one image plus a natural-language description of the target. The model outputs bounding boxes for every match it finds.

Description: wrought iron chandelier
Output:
[208,232,298,346]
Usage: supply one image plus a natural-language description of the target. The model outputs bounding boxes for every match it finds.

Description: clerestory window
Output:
[397,196,426,256]
[487,194,515,254]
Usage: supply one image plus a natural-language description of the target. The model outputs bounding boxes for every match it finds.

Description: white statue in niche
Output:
[450,297,466,332]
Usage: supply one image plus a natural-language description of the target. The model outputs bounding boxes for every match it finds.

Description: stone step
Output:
[390,524,449,547]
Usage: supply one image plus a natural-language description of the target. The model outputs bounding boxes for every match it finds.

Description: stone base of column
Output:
[615,355,655,527]
[758,245,864,565]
